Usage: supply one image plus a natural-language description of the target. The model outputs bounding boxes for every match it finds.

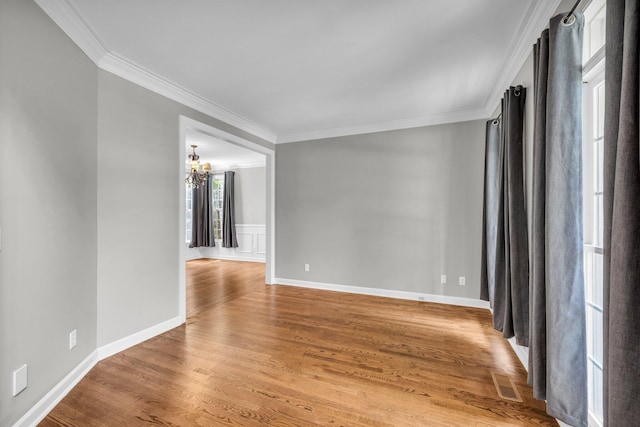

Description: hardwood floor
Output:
[41,259,556,426]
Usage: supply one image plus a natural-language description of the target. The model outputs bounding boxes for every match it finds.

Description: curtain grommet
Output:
[562,14,576,26]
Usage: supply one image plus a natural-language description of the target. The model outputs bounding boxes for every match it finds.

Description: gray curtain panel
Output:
[603,1,640,425]
[189,175,215,248]
[480,119,501,305]
[480,86,529,346]
[529,13,587,427]
[222,170,238,248]
[528,28,549,401]
[502,87,529,346]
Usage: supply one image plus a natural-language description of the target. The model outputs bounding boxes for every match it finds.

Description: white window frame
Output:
[185,184,193,243]
[582,1,606,425]
[211,173,224,242]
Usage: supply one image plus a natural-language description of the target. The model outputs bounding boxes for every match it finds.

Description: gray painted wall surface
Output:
[234,167,266,225]
[0,1,98,425]
[276,121,485,298]
[96,72,273,346]
[96,72,182,346]
[0,2,274,423]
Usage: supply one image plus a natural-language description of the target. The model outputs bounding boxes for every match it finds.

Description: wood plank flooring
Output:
[41,259,556,426]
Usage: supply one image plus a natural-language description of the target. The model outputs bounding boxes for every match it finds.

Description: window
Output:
[211,173,224,241]
[582,1,606,425]
[583,72,604,427]
[583,1,606,61]
[185,173,225,244]
[185,184,193,243]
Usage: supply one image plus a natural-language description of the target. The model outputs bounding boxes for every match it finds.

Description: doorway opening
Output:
[178,116,275,323]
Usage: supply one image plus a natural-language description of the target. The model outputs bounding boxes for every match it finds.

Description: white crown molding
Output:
[99,52,277,143]
[274,277,491,310]
[34,0,107,64]
[482,0,563,116]
[36,0,562,145]
[34,0,278,144]
[276,107,488,144]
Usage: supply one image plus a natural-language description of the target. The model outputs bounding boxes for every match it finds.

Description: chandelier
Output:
[185,145,210,187]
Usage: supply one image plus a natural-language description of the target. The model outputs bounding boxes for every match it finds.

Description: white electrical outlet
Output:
[459,276,466,286]
[13,364,28,396]
[440,275,447,284]
[69,330,77,349]
[304,264,310,272]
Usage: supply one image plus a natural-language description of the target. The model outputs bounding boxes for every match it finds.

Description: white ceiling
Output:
[36,0,561,143]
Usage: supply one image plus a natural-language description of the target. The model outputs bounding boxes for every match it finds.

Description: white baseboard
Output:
[507,337,529,371]
[588,410,603,427]
[13,315,184,426]
[12,350,98,427]
[13,280,485,426]
[199,254,265,263]
[274,278,490,309]
[185,250,265,263]
[97,315,183,360]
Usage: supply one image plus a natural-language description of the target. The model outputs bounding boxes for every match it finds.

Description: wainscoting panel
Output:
[186,224,265,262]
[256,233,266,254]
[236,232,254,254]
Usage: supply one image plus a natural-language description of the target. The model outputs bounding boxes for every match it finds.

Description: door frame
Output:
[178,116,276,323]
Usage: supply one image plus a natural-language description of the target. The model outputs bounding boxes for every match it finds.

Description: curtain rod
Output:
[563,0,583,24]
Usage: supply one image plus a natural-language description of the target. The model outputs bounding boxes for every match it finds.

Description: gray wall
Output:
[234,167,266,225]
[0,0,98,424]
[276,121,485,298]
[96,73,273,346]
[96,72,182,346]
[0,1,274,423]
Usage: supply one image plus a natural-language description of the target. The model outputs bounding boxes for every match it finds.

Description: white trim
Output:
[190,255,266,264]
[583,48,606,82]
[179,120,187,323]
[507,337,529,371]
[97,316,183,360]
[185,225,267,263]
[99,53,276,143]
[482,0,562,117]
[35,0,563,145]
[34,1,277,144]
[11,280,480,426]
[12,315,183,426]
[588,411,603,427]
[276,108,487,144]
[181,117,274,155]
[33,0,107,64]
[179,116,276,309]
[275,0,557,145]
[265,151,276,284]
[210,161,266,172]
[274,278,490,309]
[12,351,98,427]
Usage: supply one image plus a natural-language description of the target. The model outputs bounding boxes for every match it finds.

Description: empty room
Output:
[1,0,638,426]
